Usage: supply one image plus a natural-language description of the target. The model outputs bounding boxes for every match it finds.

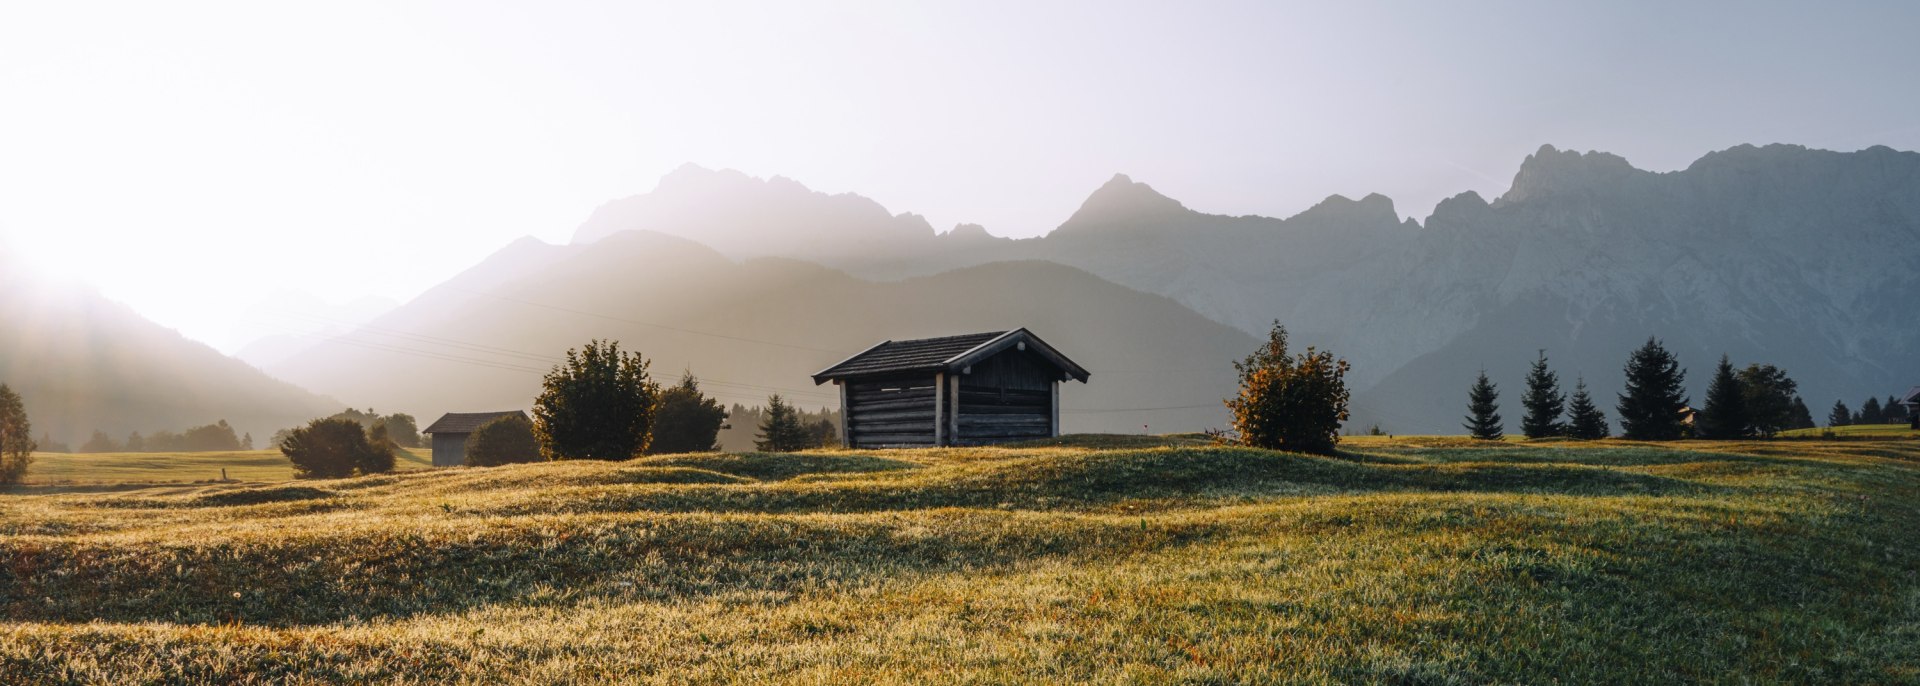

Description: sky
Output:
[2,1,1917,352]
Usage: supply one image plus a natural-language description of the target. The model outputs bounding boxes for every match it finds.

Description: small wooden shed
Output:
[812,329,1090,448]
[423,411,529,466]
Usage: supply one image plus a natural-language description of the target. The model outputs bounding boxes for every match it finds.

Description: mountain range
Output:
[11,142,1915,442]
[556,142,1919,432]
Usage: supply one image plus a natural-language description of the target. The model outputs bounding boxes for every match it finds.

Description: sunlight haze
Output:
[2,0,1916,351]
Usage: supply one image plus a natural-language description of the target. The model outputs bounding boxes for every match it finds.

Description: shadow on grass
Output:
[0,510,1221,627]
[482,447,1725,517]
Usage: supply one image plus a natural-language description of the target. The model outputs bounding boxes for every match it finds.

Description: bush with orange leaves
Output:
[1225,321,1350,455]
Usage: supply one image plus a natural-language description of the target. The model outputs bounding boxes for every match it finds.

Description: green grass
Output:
[17,449,433,485]
[1781,423,1920,439]
[1,436,1917,684]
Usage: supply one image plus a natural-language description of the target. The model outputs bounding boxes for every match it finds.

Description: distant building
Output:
[423,411,530,466]
[813,329,1090,448]
[1902,386,1920,429]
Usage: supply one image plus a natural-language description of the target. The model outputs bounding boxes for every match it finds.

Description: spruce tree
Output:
[754,394,814,452]
[1565,378,1609,439]
[1463,371,1504,440]
[1615,337,1689,440]
[1788,396,1816,430]
[1828,400,1852,427]
[1860,397,1884,424]
[1520,350,1566,439]
[1695,355,1749,439]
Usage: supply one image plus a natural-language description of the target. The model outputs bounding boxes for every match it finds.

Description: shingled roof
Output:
[812,329,1090,384]
[423,411,529,435]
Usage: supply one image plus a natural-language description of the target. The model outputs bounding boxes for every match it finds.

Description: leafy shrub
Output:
[650,375,727,454]
[281,417,396,479]
[1226,322,1349,455]
[534,339,658,460]
[467,415,542,467]
[0,383,35,484]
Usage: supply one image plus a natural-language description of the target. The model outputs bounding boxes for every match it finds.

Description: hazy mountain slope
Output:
[1349,144,1920,432]
[0,263,340,446]
[266,231,1258,436]
[565,143,1920,434]
[571,165,960,274]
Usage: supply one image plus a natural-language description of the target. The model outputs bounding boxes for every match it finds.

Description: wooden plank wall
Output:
[845,375,939,448]
[955,350,1055,445]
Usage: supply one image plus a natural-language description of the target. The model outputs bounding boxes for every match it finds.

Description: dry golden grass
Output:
[20,449,433,485]
[1,437,1916,684]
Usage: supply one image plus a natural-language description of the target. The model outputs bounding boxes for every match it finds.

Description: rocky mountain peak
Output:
[1500,144,1644,204]
[1057,173,1193,231]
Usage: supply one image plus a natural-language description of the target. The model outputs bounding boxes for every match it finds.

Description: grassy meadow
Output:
[1,436,1917,683]
[1780,423,1919,439]
[18,449,433,485]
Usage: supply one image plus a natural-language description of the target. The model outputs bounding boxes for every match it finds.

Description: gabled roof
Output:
[1902,386,1920,405]
[812,328,1090,384]
[423,411,529,435]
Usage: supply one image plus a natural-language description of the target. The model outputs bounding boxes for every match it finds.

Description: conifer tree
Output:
[1615,337,1689,440]
[1520,350,1566,439]
[1828,400,1852,427]
[1788,396,1816,430]
[1696,355,1749,439]
[1464,371,1503,440]
[754,394,815,452]
[1859,396,1884,424]
[1565,378,1610,439]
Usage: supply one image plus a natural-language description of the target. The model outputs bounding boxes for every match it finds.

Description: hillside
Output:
[264,231,1258,435]
[565,145,1920,433]
[0,260,341,445]
[2,438,1915,682]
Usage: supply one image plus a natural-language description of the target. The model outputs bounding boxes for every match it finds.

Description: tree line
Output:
[1460,337,1904,441]
[279,339,844,477]
[69,420,256,454]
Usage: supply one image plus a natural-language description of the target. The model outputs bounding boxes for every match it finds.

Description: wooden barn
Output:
[812,329,1090,448]
[423,411,529,467]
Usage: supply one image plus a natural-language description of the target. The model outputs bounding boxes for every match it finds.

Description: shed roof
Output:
[812,328,1090,384]
[423,411,529,435]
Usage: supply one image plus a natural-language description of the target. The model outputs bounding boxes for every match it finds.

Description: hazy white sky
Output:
[3,1,1917,351]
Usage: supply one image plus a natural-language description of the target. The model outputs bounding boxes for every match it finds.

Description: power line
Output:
[247,321,840,402]
[439,286,846,354]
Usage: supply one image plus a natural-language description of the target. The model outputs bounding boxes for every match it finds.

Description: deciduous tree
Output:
[1737,364,1797,438]
[0,384,36,484]
[534,339,658,461]
[1225,321,1350,455]
[649,375,727,454]
[467,415,542,466]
